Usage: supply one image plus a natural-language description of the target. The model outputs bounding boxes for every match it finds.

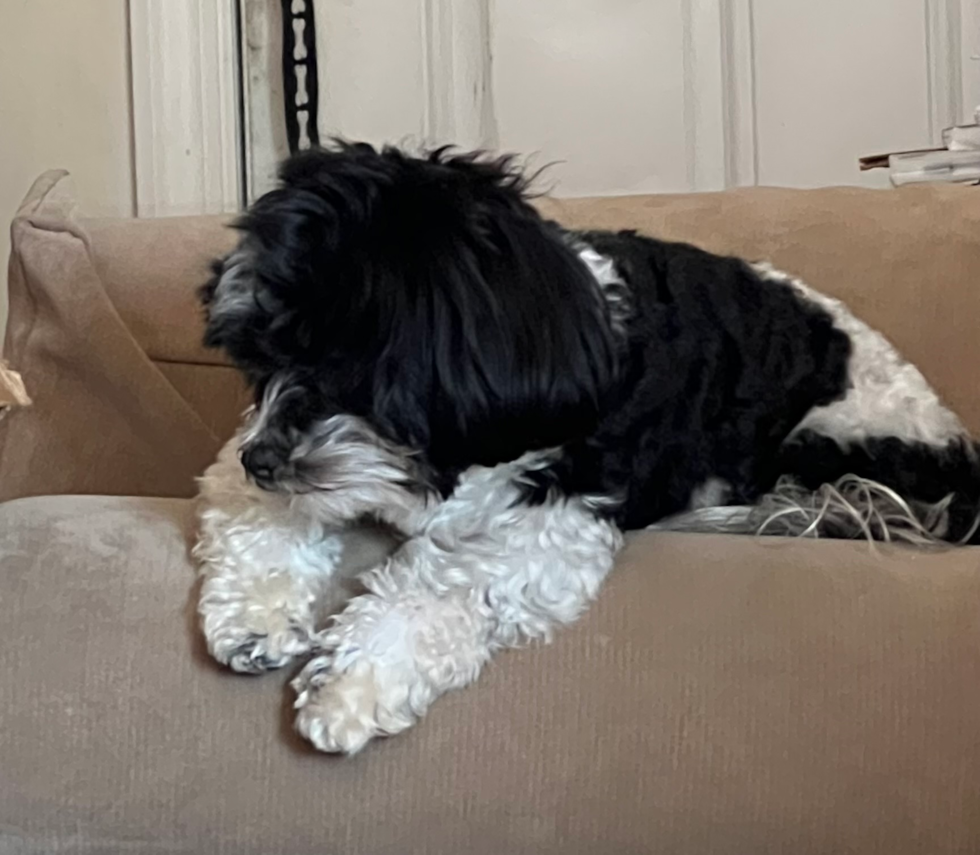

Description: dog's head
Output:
[202,141,617,491]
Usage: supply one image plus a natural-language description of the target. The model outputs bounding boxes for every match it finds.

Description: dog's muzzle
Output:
[239,440,296,491]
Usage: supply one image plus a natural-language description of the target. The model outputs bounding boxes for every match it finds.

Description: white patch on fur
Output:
[287,414,431,533]
[752,262,965,447]
[577,244,631,334]
[648,505,754,534]
[689,477,732,510]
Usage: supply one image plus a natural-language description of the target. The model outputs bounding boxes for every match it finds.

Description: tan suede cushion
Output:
[2,496,980,854]
[0,172,246,502]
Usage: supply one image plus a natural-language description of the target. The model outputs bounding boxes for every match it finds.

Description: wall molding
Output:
[129,0,242,217]
[958,0,980,121]
[683,0,758,190]
[926,0,964,142]
[721,0,758,187]
[683,0,724,190]
[419,0,497,149]
[240,0,289,202]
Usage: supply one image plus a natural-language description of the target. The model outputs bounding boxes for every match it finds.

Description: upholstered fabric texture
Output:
[0,172,245,502]
[3,495,980,855]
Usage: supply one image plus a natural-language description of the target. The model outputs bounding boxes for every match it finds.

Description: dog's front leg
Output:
[195,434,369,673]
[196,406,428,674]
[292,467,623,754]
[292,557,492,753]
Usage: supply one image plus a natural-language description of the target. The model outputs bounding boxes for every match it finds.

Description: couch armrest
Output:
[0,171,247,502]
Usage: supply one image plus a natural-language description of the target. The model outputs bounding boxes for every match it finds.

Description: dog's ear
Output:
[199,184,342,382]
[200,143,402,373]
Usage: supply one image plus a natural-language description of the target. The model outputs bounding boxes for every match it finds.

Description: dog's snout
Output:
[240,442,290,488]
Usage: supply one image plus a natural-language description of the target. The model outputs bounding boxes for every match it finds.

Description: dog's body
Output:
[195,143,980,753]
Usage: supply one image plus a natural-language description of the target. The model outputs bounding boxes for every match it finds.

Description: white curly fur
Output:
[196,407,622,754]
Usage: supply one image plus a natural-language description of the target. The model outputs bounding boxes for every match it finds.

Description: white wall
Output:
[492,0,691,196]
[0,0,134,338]
[492,0,974,195]
[278,0,978,200]
[752,0,931,189]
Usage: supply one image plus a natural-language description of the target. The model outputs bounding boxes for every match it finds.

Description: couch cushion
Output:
[3,495,980,854]
[0,172,247,502]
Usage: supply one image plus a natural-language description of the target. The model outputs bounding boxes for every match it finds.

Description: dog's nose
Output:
[240,442,289,487]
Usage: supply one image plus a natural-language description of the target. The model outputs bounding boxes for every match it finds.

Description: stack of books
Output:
[859,109,980,186]
[886,149,980,186]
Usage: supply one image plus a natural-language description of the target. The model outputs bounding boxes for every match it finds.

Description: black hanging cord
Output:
[281,0,320,153]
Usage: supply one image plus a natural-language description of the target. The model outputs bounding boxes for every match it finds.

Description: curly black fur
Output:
[523,230,852,528]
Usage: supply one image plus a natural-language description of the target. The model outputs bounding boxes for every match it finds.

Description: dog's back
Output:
[548,229,980,543]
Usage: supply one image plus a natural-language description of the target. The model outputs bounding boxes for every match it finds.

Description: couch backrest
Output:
[4,173,980,501]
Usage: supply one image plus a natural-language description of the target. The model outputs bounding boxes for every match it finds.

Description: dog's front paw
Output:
[292,651,423,754]
[222,621,312,674]
[199,571,316,674]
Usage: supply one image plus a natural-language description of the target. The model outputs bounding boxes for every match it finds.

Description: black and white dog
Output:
[195,142,980,754]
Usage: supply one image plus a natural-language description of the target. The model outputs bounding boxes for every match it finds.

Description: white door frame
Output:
[129,0,243,217]
[128,0,980,211]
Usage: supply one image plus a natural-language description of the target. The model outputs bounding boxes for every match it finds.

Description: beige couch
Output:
[3,171,980,854]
